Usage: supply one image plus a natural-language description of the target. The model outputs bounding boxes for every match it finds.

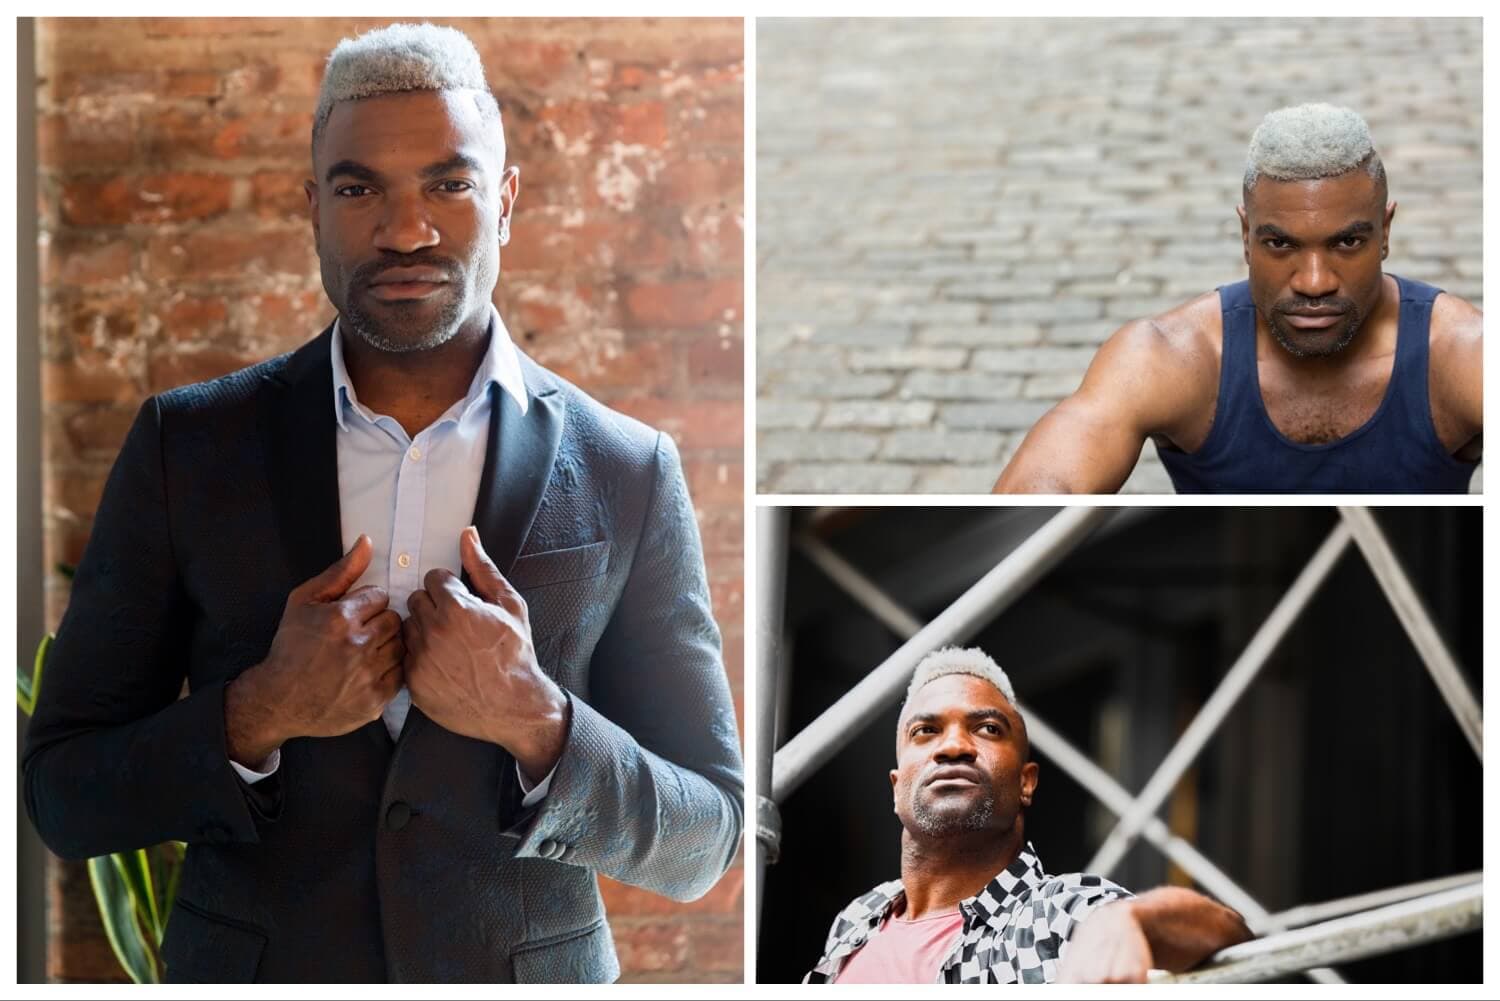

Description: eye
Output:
[1335,236,1366,250]
[335,184,373,198]
[977,722,1001,736]
[1263,238,1293,251]
[910,725,937,738]
[436,179,474,194]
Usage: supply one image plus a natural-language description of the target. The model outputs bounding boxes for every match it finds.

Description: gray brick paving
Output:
[756,17,1482,494]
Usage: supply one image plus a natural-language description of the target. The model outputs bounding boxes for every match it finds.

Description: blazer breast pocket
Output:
[509,540,610,590]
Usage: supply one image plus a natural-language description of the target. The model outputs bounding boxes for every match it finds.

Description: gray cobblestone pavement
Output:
[756,18,1482,493]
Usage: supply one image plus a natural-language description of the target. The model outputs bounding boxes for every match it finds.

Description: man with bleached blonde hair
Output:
[996,103,1481,494]
[806,647,1251,983]
[24,22,741,983]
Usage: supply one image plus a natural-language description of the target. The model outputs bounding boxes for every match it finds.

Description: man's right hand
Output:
[225,535,404,767]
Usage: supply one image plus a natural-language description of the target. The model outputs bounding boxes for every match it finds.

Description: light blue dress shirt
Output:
[232,305,552,805]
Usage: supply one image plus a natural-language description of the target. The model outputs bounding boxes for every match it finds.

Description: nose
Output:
[374,190,440,255]
[933,725,977,763]
[1289,251,1340,301]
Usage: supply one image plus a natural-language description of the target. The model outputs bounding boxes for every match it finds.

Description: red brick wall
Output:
[33,16,743,984]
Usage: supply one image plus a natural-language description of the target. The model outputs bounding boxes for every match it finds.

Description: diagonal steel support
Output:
[1338,506,1482,758]
[793,529,1343,982]
[772,506,1111,803]
[1086,523,1353,877]
[1151,882,1482,984]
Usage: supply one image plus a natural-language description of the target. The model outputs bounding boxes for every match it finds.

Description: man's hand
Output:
[403,527,570,782]
[1057,900,1154,983]
[225,535,405,766]
[1059,887,1253,982]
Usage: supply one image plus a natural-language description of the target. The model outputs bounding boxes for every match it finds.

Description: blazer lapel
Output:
[464,379,565,584]
[403,371,563,772]
[260,325,392,752]
[260,324,344,591]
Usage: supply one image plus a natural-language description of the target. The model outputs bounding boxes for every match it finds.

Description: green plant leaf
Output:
[17,634,51,717]
[114,849,163,943]
[88,856,159,984]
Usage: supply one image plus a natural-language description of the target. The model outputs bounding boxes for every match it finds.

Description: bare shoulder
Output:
[1082,291,1221,421]
[1430,290,1482,359]
[1428,289,1482,428]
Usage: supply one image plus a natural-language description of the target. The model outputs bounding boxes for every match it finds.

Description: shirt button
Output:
[386,801,412,831]
[397,553,411,568]
[408,446,422,461]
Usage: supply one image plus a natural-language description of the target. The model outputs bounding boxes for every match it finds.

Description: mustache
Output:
[353,254,462,288]
[1273,294,1357,314]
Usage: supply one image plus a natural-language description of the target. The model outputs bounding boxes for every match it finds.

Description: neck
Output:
[339,312,491,438]
[898,824,1024,919]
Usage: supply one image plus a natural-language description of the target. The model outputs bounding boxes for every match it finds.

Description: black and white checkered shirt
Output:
[805,843,1132,984]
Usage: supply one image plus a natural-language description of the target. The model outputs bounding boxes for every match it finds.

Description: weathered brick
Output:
[142,229,315,282]
[623,278,741,330]
[61,173,233,226]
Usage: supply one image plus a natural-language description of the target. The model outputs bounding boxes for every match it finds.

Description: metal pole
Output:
[1087,523,1353,876]
[1151,883,1482,984]
[1266,873,1482,932]
[755,506,790,936]
[772,506,1111,803]
[796,533,923,638]
[1338,506,1482,758]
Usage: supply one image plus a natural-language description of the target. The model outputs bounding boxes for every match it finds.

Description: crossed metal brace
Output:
[754,506,1482,983]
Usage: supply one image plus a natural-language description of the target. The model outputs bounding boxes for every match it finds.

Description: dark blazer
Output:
[22,327,744,983]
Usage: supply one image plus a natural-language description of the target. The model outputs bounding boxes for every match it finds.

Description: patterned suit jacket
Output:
[22,326,744,983]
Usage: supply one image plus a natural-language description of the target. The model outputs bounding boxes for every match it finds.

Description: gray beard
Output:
[910,788,995,836]
[342,294,467,354]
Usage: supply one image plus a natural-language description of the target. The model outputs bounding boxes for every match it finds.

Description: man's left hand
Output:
[1056,900,1154,983]
[404,527,570,782]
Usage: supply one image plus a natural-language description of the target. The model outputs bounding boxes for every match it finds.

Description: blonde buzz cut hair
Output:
[312,22,504,161]
[1243,102,1385,195]
[901,646,1018,715]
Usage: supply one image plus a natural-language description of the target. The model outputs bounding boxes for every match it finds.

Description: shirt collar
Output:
[329,302,529,431]
[823,841,1048,961]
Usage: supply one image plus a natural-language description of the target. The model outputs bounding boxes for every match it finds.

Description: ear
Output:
[498,165,520,246]
[1236,203,1250,266]
[304,178,320,245]
[889,768,899,812]
[1382,200,1397,259]
[1019,761,1039,808]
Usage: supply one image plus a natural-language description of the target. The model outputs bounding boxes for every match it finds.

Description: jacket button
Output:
[538,837,558,857]
[386,801,412,831]
[203,825,229,845]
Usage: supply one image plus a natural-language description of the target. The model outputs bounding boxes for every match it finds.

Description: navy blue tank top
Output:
[1156,275,1476,493]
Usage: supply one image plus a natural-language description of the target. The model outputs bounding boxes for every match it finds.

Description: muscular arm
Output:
[994,314,1217,493]
[1058,886,1253,982]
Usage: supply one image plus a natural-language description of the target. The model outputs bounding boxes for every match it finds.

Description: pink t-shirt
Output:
[834,905,965,984]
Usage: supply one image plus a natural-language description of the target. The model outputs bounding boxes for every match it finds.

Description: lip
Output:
[367,280,448,301]
[925,766,983,788]
[1283,311,1343,330]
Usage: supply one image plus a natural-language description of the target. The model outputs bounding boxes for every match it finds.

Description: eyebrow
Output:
[1255,220,1376,245]
[324,154,486,185]
[905,708,1011,730]
[419,153,486,180]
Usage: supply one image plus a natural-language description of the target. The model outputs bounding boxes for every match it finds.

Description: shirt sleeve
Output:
[229,748,281,785]
[517,760,556,808]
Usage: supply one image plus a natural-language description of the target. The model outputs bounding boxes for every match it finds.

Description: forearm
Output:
[24,680,266,859]
[994,404,1139,494]
[1124,887,1253,971]
[514,695,742,901]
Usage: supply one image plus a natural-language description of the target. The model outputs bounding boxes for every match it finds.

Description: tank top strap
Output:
[1387,272,1442,429]
[1211,279,1260,440]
